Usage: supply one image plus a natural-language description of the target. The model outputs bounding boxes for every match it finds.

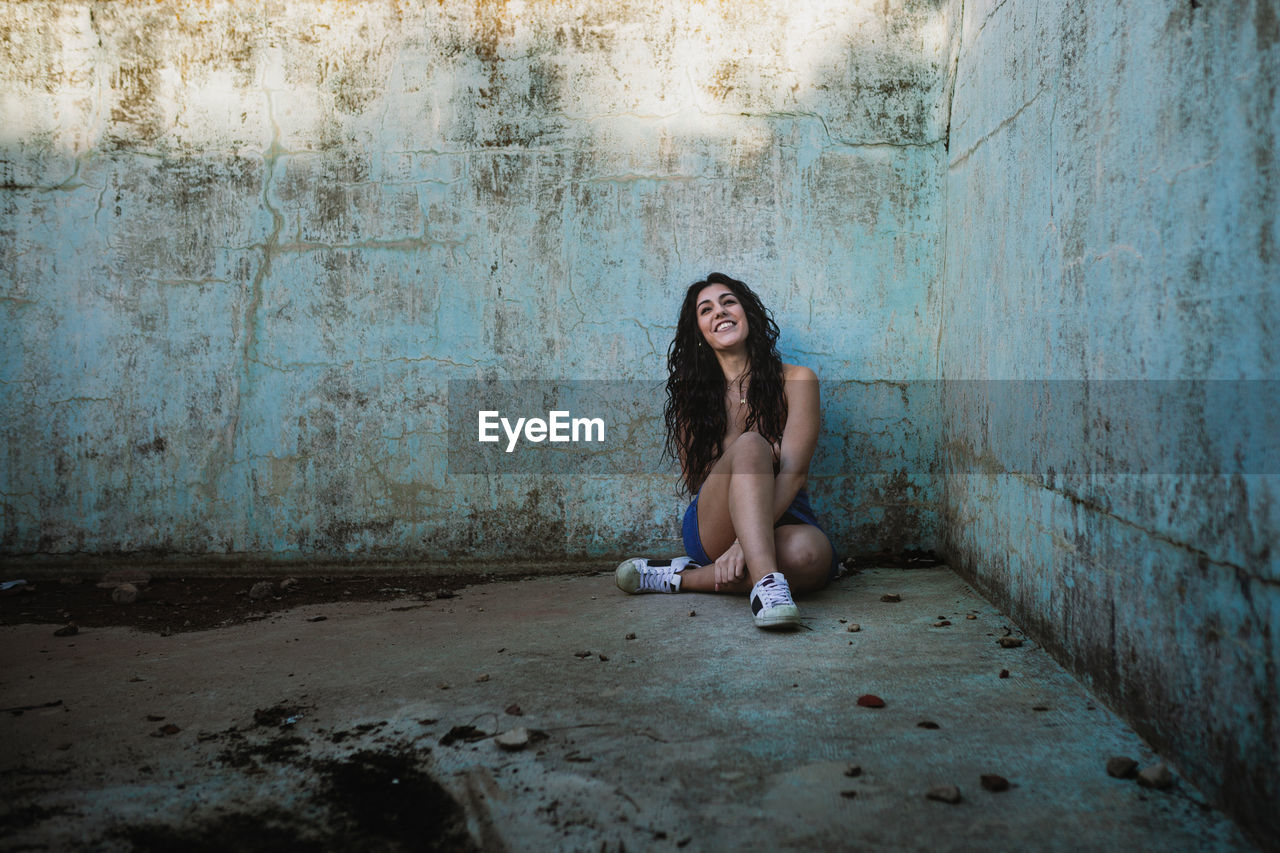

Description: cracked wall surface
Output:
[939,0,1279,843]
[1,1,951,563]
[3,0,1278,843]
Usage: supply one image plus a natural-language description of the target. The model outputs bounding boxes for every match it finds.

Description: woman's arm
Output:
[770,364,820,519]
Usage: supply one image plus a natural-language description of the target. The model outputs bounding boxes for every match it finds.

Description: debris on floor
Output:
[1137,763,1174,790]
[980,774,1010,792]
[1107,756,1139,779]
[111,583,139,605]
[926,786,962,804]
[495,727,531,751]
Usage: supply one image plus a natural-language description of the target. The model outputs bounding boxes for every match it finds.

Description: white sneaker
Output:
[615,556,697,594]
[750,572,801,629]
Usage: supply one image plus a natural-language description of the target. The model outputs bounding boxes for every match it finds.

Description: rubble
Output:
[926,786,962,804]
[980,774,1010,792]
[1137,763,1174,790]
[495,728,531,751]
[1106,756,1138,779]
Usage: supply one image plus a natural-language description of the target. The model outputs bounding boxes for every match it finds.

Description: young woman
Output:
[616,273,837,629]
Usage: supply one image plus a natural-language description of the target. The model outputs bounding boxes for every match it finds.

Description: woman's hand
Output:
[714,540,747,590]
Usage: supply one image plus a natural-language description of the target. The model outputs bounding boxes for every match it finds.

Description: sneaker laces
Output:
[755,573,794,608]
[638,564,680,592]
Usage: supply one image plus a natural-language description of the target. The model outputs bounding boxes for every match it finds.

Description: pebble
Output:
[111,583,139,605]
[248,581,275,600]
[1106,756,1138,779]
[856,694,886,708]
[917,720,940,729]
[475,674,490,683]
[598,654,609,662]
[880,593,902,603]
[625,633,637,640]
[980,774,1010,792]
[846,624,861,633]
[926,786,962,804]
[965,613,978,620]
[998,637,1024,648]
[999,669,1010,678]
[53,623,78,637]
[280,577,300,592]
[505,704,524,716]
[495,727,531,751]
[573,650,592,658]
[933,620,951,627]
[844,765,862,778]
[1136,763,1173,789]
[689,610,697,617]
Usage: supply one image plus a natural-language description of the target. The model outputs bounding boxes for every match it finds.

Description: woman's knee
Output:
[778,534,821,572]
[726,431,773,462]
[776,528,833,591]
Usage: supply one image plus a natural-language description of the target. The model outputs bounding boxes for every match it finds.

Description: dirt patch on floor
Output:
[115,742,478,853]
[0,574,497,635]
[7,699,484,851]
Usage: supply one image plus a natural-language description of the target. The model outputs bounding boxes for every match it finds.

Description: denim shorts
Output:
[680,488,840,579]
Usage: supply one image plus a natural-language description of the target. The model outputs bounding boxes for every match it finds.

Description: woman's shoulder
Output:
[782,362,818,382]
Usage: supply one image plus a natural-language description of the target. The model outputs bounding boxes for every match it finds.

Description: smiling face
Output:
[696,283,750,351]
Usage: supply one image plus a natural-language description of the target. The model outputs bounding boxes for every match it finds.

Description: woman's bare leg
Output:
[772,524,834,594]
[676,431,835,595]
[694,432,778,580]
[679,523,833,595]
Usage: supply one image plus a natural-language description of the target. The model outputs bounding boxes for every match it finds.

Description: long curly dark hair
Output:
[663,273,787,495]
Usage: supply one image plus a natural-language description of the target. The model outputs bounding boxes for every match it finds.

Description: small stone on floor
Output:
[926,785,962,804]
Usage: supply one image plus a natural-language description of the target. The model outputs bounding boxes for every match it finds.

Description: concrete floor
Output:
[0,567,1258,852]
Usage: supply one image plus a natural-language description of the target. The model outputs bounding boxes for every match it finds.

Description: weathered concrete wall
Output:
[1,1,952,565]
[940,0,1279,842]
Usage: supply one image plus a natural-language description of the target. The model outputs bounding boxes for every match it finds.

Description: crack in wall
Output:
[203,82,286,497]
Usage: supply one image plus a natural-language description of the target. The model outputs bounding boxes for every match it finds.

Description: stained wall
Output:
[940,0,1279,841]
[5,0,1280,843]
[1,1,952,565]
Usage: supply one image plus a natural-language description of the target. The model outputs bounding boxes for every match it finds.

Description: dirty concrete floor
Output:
[0,567,1258,852]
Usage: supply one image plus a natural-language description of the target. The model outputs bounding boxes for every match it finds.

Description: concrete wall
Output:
[940,0,1279,842]
[4,0,1278,842]
[1,1,951,565]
